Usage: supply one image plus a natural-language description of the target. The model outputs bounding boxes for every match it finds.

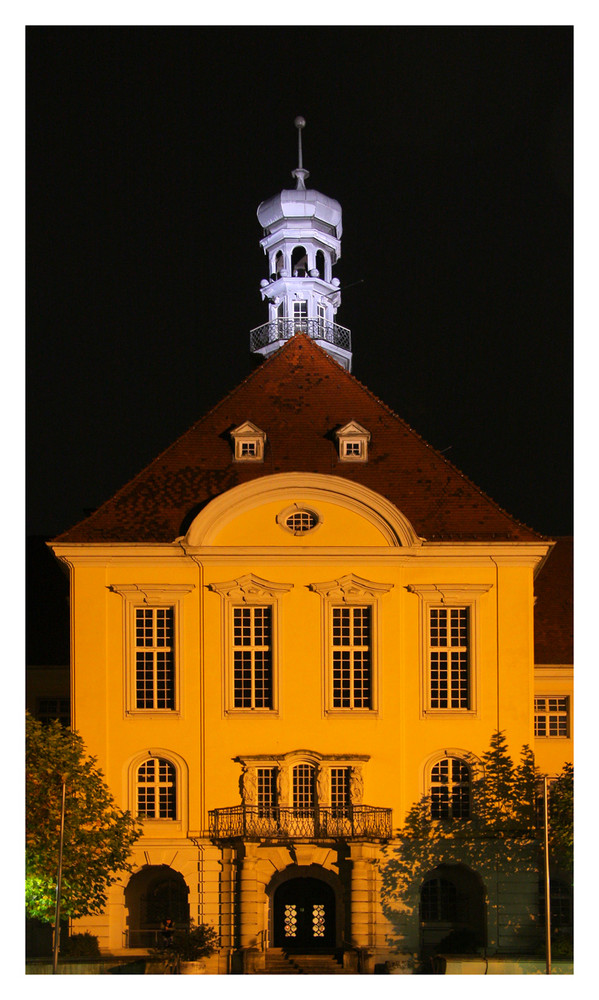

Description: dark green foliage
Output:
[471,734,540,836]
[151,920,220,969]
[548,762,573,877]
[60,932,101,958]
[26,712,142,923]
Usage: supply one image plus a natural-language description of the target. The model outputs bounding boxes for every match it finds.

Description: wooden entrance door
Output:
[273,877,336,950]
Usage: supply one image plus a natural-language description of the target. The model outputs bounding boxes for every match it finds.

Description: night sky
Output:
[26,26,572,540]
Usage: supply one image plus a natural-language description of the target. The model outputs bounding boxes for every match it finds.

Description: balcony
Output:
[249,318,352,355]
[208,805,392,842]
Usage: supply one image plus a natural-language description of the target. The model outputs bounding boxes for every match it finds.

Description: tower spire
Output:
[292,115,310,191]
[250,119,352,371]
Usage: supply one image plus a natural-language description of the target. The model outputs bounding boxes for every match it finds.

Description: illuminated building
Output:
[49,120,572,973]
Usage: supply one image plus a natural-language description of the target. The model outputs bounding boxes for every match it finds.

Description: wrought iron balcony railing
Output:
[208,805,392,841]
[249,318,352,354]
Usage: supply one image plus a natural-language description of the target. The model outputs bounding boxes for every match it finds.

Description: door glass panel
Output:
[312,903,326,937]
[284,904,298,938]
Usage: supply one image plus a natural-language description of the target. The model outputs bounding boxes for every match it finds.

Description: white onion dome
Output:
[257,188,343,238]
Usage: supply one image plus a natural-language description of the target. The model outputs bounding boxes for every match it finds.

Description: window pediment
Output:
[335,421,371,462]
[208,573,293,602]
[309,573,392,601]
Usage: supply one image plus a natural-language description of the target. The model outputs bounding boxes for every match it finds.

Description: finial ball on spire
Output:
[294,116,306,129]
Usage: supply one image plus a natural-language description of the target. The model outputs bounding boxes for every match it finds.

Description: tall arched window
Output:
[293,763,315,815]
[136,757,177,819]
[430,757,471,819]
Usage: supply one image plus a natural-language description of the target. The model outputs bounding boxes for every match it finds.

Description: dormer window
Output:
[336,421,371,462]
[231,421,266,462]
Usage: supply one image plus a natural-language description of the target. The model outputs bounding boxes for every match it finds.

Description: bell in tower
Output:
[250,117,352,371]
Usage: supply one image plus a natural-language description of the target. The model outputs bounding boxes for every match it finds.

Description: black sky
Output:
[26,26,572,539]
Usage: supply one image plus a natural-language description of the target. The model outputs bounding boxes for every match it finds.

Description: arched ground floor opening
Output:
[266,861,347,954]
[419,863,486,960]
[124,864,190,948]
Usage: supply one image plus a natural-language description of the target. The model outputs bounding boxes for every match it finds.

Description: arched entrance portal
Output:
[273,877,336,950]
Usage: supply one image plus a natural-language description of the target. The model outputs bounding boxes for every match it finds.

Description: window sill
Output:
[225,709,280,717]
[126,710,181,718]
[325,708,378,717]
[422,709,477,718]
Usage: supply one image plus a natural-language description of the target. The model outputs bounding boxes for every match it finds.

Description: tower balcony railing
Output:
[208,804,392,841]
[250,318,352,354]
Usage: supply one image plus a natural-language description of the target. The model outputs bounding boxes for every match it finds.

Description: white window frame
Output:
[230,421,267,462]
[309,573,392,716]
[293,300,308,328]
[407,583,492,717]
[208,574,293,716]
[110,584,194,717]
[335,421,371,462]
[534,696,570,738]
[317,302,327,333]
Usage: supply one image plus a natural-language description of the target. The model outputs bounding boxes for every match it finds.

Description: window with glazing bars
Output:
[330,767,350,814]
[233,606,272,708]
[37,698,70,727]
[332,606,371,708]
[293,300,308,323]
[257,767,277,815]
[421,878,457,921]
[429,607,469,709]
[293,764,315,813]
[136,758,176,819]
[135,607,175,709]
[430,757,471,818]
[534,697,569,737]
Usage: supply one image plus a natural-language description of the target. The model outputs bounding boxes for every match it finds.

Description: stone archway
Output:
[419,864,486,959]
[267,864,344,952]
[125,864,189,948]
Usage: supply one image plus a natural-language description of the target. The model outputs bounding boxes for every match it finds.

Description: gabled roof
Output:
[53,335,542,544]
[534,537,573,664]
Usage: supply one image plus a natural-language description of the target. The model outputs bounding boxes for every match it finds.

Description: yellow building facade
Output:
[49,135,572,973]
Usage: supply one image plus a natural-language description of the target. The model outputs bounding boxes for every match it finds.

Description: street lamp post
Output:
[543,775,552,976]
[52,775,67,975]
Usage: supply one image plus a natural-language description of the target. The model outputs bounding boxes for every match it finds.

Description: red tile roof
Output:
[534,537,573,664]
[54,335,543,544]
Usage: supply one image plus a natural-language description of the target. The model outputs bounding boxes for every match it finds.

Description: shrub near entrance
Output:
[151,921,219,974]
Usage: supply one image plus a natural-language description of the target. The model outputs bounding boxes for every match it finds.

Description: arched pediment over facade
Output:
[183,473,422,548]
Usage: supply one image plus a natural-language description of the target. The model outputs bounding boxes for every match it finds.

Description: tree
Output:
[26,713,142,923]
[548,761,573,878]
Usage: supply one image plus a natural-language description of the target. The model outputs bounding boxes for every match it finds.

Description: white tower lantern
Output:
[250,117,352,371]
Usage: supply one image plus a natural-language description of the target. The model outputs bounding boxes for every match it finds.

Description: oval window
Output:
[285,509,318,535]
